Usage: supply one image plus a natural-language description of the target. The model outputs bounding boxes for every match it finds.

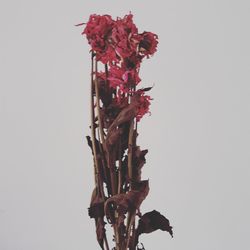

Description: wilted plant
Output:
[77,13,173,250]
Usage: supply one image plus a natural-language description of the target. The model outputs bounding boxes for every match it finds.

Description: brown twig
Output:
[127,119,134,184]
[94,59,106,146]
[125,212,136,249]
[104,234,110,250]
[90,53,103,197]
[118,137,123,194]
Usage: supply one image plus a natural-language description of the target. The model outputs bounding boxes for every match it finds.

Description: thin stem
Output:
[94,58,117,197]
[114,222,120,250]
[91,54,110,249]
[128,119,134,183]
[90,53,100,191]
[118,137,122,194]
[94,59,105,145]
[104,234,110,250]
[125,212,136,249]
[97,128,111,197]
[131,220,136,250]
[107,153,117,196]
[128,83,136,184]
[124,119,135,249]
[104,62,118,196]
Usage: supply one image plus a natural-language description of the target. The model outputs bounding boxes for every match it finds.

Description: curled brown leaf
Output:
[104,180,149,225]
[132,146,148,182]
[88,188,107,249]
[96,217,106,250]
[133,210,173,247]
[88,187,105,219]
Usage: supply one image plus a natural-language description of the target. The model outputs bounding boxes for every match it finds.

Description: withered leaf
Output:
[86,135,93,154]
[120,122,130,152]
[104,180,149,225]
[98,77,113,108]
[107,101,138,133]
[86,136,102,155]
[96,217,106,250]
[134,210,173,246]
[133,147,148,182]
[138,86,153,92]
[88,187,106,249]
[106,128,123,148]
[88,187,105,219]
[102,102,121,128]
[86,136,107,185]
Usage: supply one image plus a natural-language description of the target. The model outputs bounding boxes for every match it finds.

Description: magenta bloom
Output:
[83,14,117,63]
[79,13,159,120]
[139,32,159,57]
[111,14,140,59]
[134,92,152,122]
[108,65,141,92]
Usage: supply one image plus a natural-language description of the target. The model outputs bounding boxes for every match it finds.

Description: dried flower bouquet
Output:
[78,13,173,250]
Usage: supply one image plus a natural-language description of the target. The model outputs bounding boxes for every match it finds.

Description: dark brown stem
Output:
[118,137,122,194]
[97,128,111,197]
[94,59,105,146]
[91,53,110,248]
[90,53,101,195]
[104,234,110,250]
[125,212,136,249]
[124,119,135,249]
[128,119,134,183]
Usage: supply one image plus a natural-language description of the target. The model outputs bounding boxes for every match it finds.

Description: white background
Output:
[0,1,250,249]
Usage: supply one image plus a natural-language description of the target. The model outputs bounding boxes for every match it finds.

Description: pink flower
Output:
[111,14,141,59]
[80,13,158,122]
[133,92,152,121]
[121,52,142,70]
[108,66,141,92]
[83,14,113,49]
[139,32,158,57]
[80,13,159,64]
[82,14,118,63]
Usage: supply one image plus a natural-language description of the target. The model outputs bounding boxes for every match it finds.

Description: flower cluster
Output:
[79,13,158,121]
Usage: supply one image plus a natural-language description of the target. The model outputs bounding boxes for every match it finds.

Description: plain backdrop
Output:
[0,1,250,249]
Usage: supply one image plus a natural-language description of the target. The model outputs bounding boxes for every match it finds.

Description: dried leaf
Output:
[86,136,108,185]
[134,210,173,247]
[86,135,94,154]
[88,187,105,219]
[86,136,102,155]
[104,180,149,225]
[138,86,153,92]
[106,128,123,148]
[88,188,106,249]
[133,147,148,181]
[98,77,113,107]
[96,217,106,249]
[107,101,138,133]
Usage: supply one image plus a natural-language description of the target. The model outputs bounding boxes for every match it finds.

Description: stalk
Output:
[94,59,117,196]
[125,213,136,249]
[104,235,110,250]
[127,119,134,183]
[97,128,111,197]
[94,59,105,146]
[118,137,122,194]
[124,118,135,249]
[104,63,118,196]
[91,53,111,249]
[90,53,103,197]
[94,58,120,248]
